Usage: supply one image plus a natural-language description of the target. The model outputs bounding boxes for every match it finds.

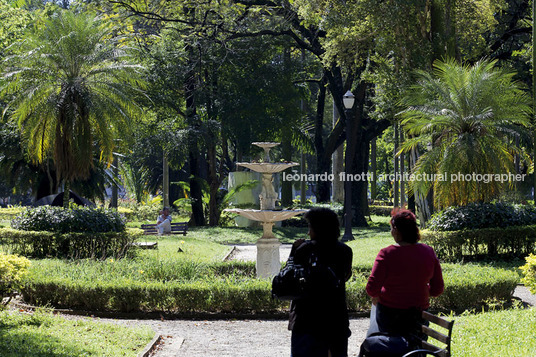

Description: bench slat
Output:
[421,325,450,345]
[422,311,454,330]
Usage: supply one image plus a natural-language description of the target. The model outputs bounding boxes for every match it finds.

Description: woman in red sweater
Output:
[365,209,444,336]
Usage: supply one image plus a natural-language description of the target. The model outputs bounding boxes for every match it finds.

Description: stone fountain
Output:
[226,142,306,278]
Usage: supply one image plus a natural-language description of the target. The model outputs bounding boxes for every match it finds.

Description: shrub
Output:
[368,205,392,216]
[19,261,518,314]
[429,202,536,231]
[520,254,536,294]
[0,228,139,259]
[433,264,518,313]
[11,206,125,233]
[421,226,536,261]
[0,253,31,306]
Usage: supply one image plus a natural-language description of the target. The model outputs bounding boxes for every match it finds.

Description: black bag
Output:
[358,332,411,357]
[271,259,308,300]
[271,252,340,301]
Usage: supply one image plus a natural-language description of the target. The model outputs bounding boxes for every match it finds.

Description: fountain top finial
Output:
[252,142,279,162]
[252,142,280,149]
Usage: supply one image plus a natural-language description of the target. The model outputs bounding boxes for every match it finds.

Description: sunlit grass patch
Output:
[0,309,153,356]
[453,307,536,356]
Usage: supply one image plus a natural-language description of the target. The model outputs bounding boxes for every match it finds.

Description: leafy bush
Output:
[0,228,138,259]
[19,261,518,314]
[368,205,392,216]
[0,253,30,306]
[433,264,518,313]
[421,225,536,261]
[429,202,536,231]
[520,254,536,294]
[11,206,125,233]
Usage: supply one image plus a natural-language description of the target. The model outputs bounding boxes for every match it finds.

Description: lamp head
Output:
[343,90,355,109]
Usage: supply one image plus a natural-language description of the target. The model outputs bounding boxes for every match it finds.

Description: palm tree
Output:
[1,10,145,207]
[399,59,532,208]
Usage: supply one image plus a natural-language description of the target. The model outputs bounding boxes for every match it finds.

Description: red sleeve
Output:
[429,250,444,297]
[366,248,387,298]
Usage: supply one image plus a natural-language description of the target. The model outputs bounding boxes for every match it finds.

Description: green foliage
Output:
[0,252,30,305]
[0,0,31,51]
[11,206,125,233]
[400,59,532,208]
[0,227,137,259]
[520,254,536,294]
[421,225,536,262]
[0,309,153,356]
[429,202,536,231]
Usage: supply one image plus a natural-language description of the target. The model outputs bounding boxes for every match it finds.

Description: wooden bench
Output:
[402,311,455,357]
[141,222,188,236]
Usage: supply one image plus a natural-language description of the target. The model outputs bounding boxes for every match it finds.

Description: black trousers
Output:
[291,330,348,357]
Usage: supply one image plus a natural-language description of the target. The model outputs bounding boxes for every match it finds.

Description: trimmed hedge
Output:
[421,225,536,262]
[19,263,518,314]
[0,207,23,221]
[11,206,125,233]
[429,202,536,231]
[0,228,139,259]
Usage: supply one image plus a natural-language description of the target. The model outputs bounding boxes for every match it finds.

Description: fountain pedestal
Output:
[256,222,281,278]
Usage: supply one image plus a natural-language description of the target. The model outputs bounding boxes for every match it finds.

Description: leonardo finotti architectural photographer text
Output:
[282,171,527,183]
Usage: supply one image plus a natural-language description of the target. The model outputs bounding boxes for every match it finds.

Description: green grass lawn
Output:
[0,309,153,357]
[28,235,234,284]
[453,307,536,356]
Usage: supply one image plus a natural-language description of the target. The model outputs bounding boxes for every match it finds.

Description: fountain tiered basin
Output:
[225,142,306,278]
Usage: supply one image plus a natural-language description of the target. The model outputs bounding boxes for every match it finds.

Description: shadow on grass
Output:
[189,215,391,245]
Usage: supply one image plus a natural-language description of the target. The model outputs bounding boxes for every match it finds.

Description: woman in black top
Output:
[288,207,353,357]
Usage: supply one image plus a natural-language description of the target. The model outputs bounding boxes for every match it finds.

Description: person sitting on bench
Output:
[359,208,444,356]
[156,207,172,235]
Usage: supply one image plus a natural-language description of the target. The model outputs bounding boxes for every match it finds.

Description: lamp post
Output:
[342,90,355,242]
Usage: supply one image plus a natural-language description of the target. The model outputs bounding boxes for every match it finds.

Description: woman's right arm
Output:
[429,253,444,297]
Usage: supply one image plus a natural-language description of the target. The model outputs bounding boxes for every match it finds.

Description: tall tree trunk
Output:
[393,123,400,207]
[349,80,369,227]
[300,153,306,204]
[430,0,457,61]
[400,129,406,207]
[314,75,330,202]
[63,180,70,208]
[163,154,169,208]
[111,156,119,208]
[352,138,370,226]
[533,0,536,204]
[332,102,344,203]
[281,132,293,207]
[370,137,377,201]
[207,142,219,226]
